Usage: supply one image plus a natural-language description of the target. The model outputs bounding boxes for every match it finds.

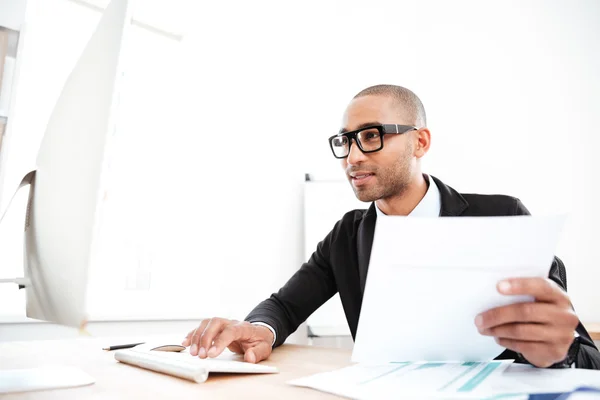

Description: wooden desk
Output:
[0,338,352,399]
[587,323,600,341]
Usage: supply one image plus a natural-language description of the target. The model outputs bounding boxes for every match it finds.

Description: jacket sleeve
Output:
[244,221,341,348]
[514,198,600,369]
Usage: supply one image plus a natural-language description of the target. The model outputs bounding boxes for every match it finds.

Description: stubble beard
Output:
[350,144,414,203]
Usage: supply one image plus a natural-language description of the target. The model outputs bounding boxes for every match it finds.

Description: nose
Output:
[346,139,367,166]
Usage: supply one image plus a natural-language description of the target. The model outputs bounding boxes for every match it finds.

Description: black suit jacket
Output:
[246,176,600,369]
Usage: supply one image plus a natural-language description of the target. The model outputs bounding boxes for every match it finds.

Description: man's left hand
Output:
[475,277,579,368]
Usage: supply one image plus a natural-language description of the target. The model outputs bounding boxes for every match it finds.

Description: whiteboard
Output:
[303,179,369,336]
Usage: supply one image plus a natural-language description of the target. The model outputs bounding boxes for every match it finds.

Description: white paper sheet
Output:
[352,215,566,363]
[289,360,514,399]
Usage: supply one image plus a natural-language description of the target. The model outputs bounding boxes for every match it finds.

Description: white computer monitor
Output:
[0,0,131,328]
[0,0,131,392]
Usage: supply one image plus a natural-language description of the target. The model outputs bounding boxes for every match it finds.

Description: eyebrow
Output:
[339,121,383,134]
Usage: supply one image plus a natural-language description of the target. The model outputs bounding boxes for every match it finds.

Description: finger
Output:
[495,338,568,368]
[182,322,204,347]
[244,342,272,364]
[476,302,576,330]
[182,331,193,346]
[186,320,210,355]
[479,323,567,343]
[208,325,246,358]
[188,321,209,351]
[199,318,228,357]
[497,278,569,306]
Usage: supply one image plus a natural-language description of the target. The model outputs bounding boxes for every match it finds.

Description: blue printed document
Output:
[289,362,600,399]
[288,360,513,399]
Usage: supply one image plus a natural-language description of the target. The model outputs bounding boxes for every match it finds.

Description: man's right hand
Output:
[182,318,274,364]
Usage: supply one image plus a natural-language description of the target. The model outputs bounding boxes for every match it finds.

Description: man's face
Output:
[340,95,416,202]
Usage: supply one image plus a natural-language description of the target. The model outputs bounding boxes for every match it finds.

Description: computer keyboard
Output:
[114,348,279,383]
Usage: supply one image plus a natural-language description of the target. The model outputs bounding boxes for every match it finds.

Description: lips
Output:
[349,172,375,187]
[351,173,373,180]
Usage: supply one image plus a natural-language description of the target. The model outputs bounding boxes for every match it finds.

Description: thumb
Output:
[244,342,271,364]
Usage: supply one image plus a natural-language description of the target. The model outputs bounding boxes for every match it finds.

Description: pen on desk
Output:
[102,342,145,351]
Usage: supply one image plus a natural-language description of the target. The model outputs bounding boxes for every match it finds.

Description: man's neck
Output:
[375,174,429,216]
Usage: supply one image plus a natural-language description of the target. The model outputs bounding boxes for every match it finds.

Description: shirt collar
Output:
[375,174,442,217]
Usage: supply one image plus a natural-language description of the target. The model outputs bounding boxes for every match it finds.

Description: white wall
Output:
[0,0,599,341]
[178,0,600,322]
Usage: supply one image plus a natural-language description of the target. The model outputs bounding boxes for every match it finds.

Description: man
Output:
[183,85,600,369]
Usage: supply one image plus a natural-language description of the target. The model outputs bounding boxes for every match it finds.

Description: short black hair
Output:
[354,84,427,127]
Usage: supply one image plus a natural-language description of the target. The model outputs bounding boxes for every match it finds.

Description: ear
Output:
[414,128,431,158]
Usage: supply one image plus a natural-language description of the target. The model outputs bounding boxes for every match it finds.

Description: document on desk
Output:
[289,362,600,399]
[352,215,566,363]
[289,360,514,399]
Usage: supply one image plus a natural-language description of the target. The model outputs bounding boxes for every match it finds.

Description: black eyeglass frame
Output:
[328,124,418,159]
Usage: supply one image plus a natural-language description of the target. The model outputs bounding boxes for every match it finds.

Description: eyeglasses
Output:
[328,124,417,159]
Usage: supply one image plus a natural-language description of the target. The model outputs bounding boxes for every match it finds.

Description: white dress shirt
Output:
[253,174,441,346]
[375,174,441,218]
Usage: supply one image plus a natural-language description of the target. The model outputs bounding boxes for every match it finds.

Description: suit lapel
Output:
[431,175,469,216]
[357,203,377,294]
